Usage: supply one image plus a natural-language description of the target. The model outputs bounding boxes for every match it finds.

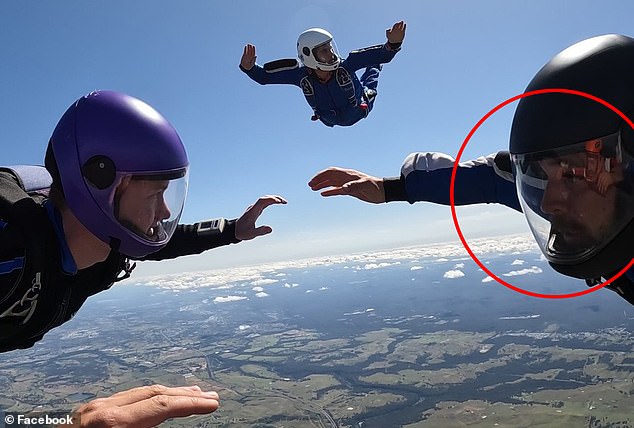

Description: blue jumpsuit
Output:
[240,43,401,127]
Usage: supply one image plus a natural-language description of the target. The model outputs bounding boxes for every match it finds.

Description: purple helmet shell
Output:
[49,90,189,257]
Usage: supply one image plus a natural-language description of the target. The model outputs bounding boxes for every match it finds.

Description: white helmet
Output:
[297,28,340,71]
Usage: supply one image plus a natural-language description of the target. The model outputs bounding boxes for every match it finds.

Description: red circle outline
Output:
[450,88,634,298]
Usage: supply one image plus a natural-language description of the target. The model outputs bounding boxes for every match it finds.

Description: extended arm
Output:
[309,151,521,211]
[344,20,406,71]
[394,151,521,210]
[139,195,287,261]
[239,44,304,86]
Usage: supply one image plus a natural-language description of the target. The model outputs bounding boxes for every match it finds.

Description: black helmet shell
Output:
[510,34,634,156]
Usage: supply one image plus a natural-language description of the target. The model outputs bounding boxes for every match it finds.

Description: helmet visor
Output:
[312,40,340,68]
[115,168,188,246]
[513,131,634,264]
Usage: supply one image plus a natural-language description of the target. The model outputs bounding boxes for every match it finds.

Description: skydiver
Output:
[0,90,287,425]
[309,34,634,306]
[239,21,406,127]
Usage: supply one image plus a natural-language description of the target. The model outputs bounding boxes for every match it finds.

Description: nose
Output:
[540,179,569,215]
[156,198,171,222]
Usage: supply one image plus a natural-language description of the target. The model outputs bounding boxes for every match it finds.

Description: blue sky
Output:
[2,1,634,275]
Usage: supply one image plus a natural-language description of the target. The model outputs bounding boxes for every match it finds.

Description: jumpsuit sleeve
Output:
[240,62,304,86]
[343,43,400,72]
[137,219,241,261]
[383,151,522,212]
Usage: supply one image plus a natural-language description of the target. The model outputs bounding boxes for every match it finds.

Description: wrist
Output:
[386,41,402,51]
[383,176,407,202]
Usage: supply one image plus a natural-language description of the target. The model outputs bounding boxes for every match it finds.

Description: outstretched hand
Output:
[240,44,257,70]
[309,167,385,204]
[235,195,287,241]
[68,385,219,427]
[386,21,406,44]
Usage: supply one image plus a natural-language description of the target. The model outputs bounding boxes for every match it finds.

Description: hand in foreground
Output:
[66,385,219,428]
[386,21,407,44]
[235,195,287,240]
[309,167,385,204]
[240,44,257,70]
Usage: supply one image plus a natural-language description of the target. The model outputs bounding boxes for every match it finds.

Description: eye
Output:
[559,162,586,182]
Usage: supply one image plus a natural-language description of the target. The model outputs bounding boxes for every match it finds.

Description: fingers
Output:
[308,167,362,190]
[392,21,405,31]
[253,225,273,237]
[250,195,287,214]
[73,385,220,428]
[241,44,257,69]
[235,195,286,241]
[320,179,365,197]
[597,179,608,195]
[117,394,219,427]
[320,186,349,197]
[101,385,219,407]
[387,21,406,43]
[318,178,385,203]
[253,195,287,204]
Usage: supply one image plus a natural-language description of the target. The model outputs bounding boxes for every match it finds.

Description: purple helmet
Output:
[48,90,189,258]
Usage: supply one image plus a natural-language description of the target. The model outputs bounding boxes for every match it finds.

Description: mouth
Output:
[145,222,168,242]
[549,220,596,253]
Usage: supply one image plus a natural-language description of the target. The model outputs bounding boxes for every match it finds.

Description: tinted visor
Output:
[513,131,634,264]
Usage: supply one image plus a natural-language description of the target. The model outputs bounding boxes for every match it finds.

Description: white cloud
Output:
[251,278,279,286]
[361,262,400,270]
[482,266,542,282]
[511,259,525,266]
[252,286,264,292]
[214,296,247,303]
[503,266,543,277]
[255,292,269,298]
[127,233,540,291]
[454,263,465,269]
[410,266,423,271]
[443,270,465,279]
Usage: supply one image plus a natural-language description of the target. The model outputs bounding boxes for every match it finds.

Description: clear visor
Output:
[312,40,339,66]
[513,131,634,264]
[115,168,188,244]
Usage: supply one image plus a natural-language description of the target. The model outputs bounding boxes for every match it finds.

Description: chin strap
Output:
[114,258,136,283]
[586,272,634,306]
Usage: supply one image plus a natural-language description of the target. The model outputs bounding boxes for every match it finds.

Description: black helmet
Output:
[510,34,634,280]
